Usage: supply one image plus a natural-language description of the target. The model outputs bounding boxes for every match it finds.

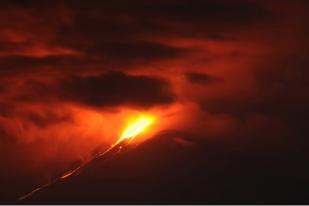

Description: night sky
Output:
[0,0,308,204]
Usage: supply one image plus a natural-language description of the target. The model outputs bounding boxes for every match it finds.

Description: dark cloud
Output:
[52,0,272,57]
[59,71,175,108]
[115,0,270,25]
[83,41,188,63]
[0,0,272,75]
[185,72,219,84]
[0,55,96,76]
[202,55,309,117]
[0,43,187,75]
[11,71,175,108]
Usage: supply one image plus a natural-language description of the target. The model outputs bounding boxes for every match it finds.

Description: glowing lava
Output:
[18,113,156,202]
[115,115,155,145]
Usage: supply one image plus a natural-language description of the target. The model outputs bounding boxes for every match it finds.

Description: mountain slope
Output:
[20,131,309,204]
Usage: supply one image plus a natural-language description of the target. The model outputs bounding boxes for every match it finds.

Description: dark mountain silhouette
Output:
[20,131,308,204]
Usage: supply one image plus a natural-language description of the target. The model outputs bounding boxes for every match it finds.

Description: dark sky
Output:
[0,0,308,203]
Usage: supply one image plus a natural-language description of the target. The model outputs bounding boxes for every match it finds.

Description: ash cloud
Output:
[185,72,218,84]
[12,71,175,108]
[59,71,175,108]
[0,0,308,203]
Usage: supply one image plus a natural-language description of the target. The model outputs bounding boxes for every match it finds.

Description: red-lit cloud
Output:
[0,0,308,202]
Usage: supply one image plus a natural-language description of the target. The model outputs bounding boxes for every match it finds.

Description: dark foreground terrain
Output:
[20,131,309,204]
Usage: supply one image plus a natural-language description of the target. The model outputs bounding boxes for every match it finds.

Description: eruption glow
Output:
[18,113,155,201]
[115,115,155,145]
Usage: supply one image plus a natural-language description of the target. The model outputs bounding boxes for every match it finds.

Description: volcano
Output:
[19,131,308,204]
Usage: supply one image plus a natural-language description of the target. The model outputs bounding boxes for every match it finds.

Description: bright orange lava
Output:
[115,114,155,145]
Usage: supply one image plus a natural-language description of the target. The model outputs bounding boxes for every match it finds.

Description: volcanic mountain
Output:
[19,131,308,204]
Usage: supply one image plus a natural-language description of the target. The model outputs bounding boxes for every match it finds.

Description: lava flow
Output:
[18,114,155,201]
[116,114,154,145]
